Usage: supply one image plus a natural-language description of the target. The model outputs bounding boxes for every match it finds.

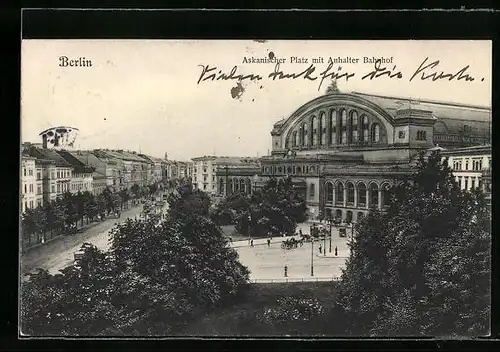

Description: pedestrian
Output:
[267,238,271,247]
[251,239,254,247]
[319,245,322,254]
[335,246,338,256]
[299,228,303,236]
[284,265,288,277]
[229,237,232,244]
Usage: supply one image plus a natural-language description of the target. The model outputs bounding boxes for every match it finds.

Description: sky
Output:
[21,40,491,160]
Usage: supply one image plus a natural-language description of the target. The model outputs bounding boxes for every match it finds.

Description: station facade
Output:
[216,89,491,222]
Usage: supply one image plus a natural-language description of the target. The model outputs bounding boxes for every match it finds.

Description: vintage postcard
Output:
[20,40,491,337]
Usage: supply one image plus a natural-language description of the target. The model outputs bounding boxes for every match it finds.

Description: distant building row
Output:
[21,145,192,213]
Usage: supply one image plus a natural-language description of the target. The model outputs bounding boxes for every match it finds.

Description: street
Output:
[233,223,351,282]
[21,205,351,283]
[21,204,145,277]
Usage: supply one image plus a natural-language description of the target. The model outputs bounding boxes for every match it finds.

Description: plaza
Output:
[233,222,351,282]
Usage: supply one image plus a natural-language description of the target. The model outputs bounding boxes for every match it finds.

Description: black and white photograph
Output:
[19,39,491,337]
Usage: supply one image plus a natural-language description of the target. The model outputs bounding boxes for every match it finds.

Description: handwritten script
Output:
[197,58,482,91]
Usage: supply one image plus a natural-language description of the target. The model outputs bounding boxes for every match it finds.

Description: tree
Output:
[21,208,37,244]
[131,184,140,199]
[236,177,308,238]
[108,207,250,334]
[96,194,107,217]
[211,192,249,226]
[334,151,491,337]
[46,199,66,235]
[61,192,79,230]
[119,189,130,209]
[74,192,85,226]
[110,193,122,212]
[167,182,211,218]
[21,182,250,336]
[21,245,118,336]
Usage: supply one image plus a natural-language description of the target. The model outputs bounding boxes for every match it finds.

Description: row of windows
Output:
[323,182,390,207]
[456,176,483,190]
[285,109,382,149]
[451,157,488,171]
[23,184,34,194]
[71,183,92,191]
[325,209,365,223]
[57,183,70,193]
[263,164,317,175]
[23,168,34,177]
[416,130,428,141]
[219,178,252,194]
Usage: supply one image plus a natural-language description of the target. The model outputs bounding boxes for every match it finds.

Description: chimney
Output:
[42,134,48,149]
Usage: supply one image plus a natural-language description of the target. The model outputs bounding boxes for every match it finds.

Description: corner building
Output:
[220,91,491,223]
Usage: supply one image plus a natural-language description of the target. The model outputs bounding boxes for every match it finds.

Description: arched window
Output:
[309,183,315,197]
[341,109,347,144]
[381,183,391,207]
[346,211,353,223]
[357,182,367,206]
[320,112,327,145]
[335,182,344,205]
[240,179,246,193]
[311,116,318,146]
[335,209,342,220]
[285,136,290,149]
[303,122,309,146]
[371,123,380,143]
[293,131,298,147]
[369,183,379,207]
[361,115,369,143]
[219,178,224,194]
[330,110,337,145]
[351,111,358,143]
[346,182,355,205]
[326,182,334,204]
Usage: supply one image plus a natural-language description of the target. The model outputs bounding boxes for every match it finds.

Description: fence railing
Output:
[249,277,341,284]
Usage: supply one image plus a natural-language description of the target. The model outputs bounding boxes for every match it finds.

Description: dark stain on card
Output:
[254,40,267,43]
[268,51,275,59]
[231,81,245,99]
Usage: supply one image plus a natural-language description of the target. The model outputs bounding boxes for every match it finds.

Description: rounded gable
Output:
[276,93,396,149]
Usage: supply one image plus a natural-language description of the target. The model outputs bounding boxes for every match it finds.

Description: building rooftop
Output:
[440,144,491,155]
[24,146,72,168]
[192,156,260,164]
[56,150,96,173]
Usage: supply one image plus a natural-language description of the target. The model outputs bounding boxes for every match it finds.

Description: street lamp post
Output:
[323,229,326,256]
[310,225,314,276]
[329,218,332,253]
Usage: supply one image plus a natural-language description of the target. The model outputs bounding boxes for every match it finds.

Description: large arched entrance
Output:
[346,210,353,223]
[335,209,342,220]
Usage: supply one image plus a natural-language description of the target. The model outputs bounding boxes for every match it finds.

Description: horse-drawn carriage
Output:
[281,237,303,250]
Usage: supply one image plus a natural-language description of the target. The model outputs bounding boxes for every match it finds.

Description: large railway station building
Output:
[216,89,491,223]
